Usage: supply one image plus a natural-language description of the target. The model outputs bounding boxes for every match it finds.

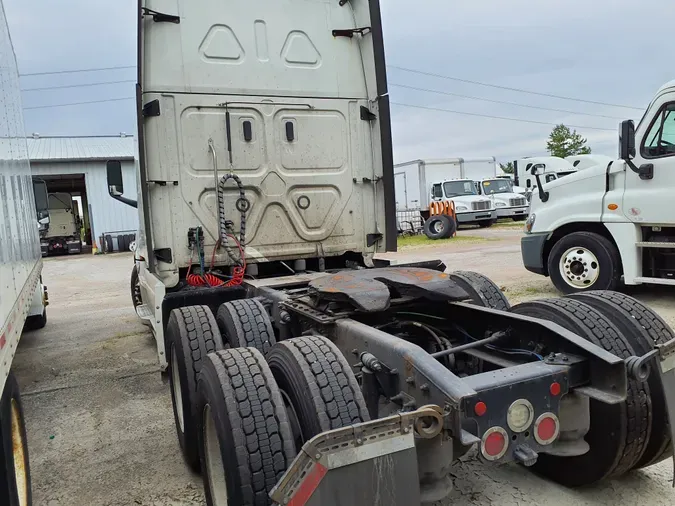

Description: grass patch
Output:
[397,234,494,249]
[493,219,527,229]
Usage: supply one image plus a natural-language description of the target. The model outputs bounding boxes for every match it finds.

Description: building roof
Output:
[27,135,135,162]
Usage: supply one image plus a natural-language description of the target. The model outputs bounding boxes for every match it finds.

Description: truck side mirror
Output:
[106,159,138,208]
[107,160,124,196]
[32,179,50,231]
[620,120,636,161]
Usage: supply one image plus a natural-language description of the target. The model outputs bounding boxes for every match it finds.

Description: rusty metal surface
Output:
[308,267,469,312]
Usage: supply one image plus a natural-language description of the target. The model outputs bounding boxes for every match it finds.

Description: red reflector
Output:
[484,431,506,457]
[474,401,487,417]
[537,417,556,441]
[550,382,561,396]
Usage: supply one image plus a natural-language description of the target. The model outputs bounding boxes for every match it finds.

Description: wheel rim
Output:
[10,399,28,506]
[171,345,185,433]
[203,404,228,506]
[132,278,142,307]
[559,247,600,288]
[280,389,303,450]
[432,220,444,234]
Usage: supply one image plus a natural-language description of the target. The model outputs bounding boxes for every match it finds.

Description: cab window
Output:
[432,184,443,199]
[643,103,675,158]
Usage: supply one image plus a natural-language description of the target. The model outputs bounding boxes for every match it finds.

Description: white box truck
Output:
[105,2,675,504]
[395,158,496,236]
[523,80,675,293]
[0,3,49,504]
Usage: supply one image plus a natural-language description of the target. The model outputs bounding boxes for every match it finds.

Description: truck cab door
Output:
[623,100,675,225]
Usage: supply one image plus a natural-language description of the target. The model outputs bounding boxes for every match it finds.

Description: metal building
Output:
[28,134,138,252]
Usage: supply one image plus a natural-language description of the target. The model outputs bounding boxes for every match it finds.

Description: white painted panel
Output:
[0,2,42,394]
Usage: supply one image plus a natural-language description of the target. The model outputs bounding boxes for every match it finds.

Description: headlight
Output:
[525,213,536,233]
[495,202,506,207]
[456,205,469,212]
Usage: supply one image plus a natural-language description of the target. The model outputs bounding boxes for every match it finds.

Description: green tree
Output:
[499,162,514,174]
[546,124,592,157]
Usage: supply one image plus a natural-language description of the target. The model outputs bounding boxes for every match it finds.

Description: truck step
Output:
[136,304,153,321]
[634,277,675,286]
[636,241,675,249]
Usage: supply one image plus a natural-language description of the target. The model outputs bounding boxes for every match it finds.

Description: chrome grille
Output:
[472,201,491,211]
[510,197,527,207]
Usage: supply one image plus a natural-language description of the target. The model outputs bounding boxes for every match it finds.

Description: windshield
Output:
[482,179,512,194]
[443,181,477,197]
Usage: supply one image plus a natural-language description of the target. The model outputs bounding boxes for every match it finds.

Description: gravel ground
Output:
[13,233,675,505]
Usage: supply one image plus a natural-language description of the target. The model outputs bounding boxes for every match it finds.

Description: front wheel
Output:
[130,264,142,308]
[547,232,621,294]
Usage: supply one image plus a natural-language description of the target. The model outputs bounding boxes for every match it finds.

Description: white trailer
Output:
[394,159,495,234]
[0,2,48,504]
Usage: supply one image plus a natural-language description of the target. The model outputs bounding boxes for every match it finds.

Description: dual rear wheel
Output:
[168,301,369,506]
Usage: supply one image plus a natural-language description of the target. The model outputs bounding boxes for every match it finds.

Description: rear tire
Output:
[166,305,224,471]
[196,348,295,506]
[267,335,370,447]
[424,215,455,240]
[0,372,32,506]
[448,271,510,311]
[548,232,621,294]
[510,298,650,486]
[568,291,674,468]
[24,309,46,331]
[216,299,276,354]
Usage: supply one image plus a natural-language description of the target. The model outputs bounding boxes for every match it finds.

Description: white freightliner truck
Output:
[0,3,49,504]
[108,3,675,505]
[395,158,496,238]
[476,178,529,221]
[39,192,82,256]
[514,156,578,194]
[522,80,675,294]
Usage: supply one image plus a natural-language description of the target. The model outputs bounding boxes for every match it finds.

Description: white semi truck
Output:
[523,80,675,294]
[0,3,49,504]
[514,156,578,193]
[395,158,496,237]
[107,2,675,505]
[39,192,82,256]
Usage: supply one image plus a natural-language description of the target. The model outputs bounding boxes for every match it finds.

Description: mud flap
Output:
[270,406,443,506]
[654,339,675,486]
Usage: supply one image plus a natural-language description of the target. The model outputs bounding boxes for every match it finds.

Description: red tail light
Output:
[534,413,560,445]
[481,427,508,460]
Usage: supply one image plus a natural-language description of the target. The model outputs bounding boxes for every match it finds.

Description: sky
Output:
[5,0,673,165]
